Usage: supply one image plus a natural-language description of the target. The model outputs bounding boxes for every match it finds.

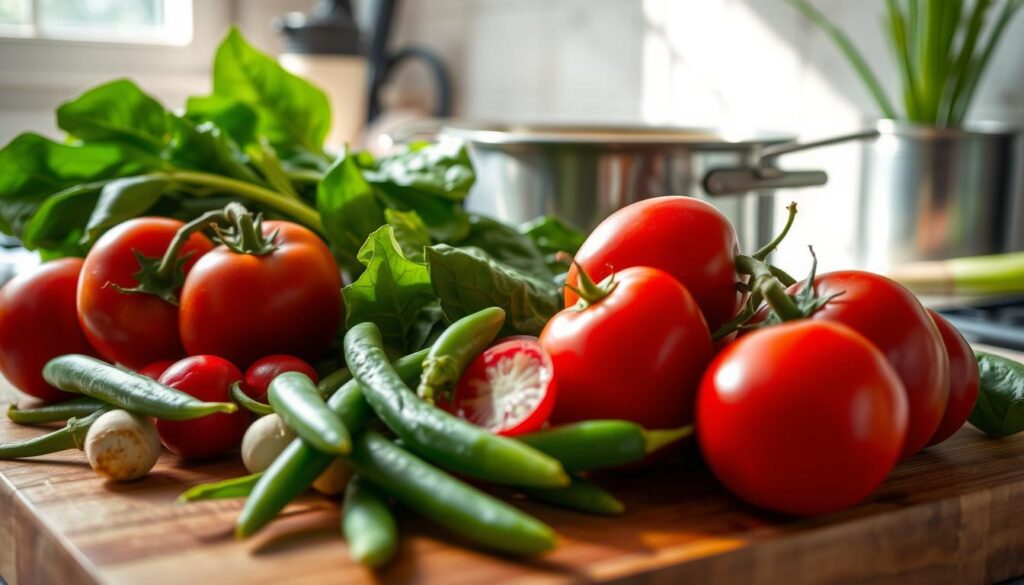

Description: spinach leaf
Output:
[363,140,475,202]
[206,27,331,160]
[82,175,170,245]
[385,209,430,263]
[519,215,586,256]
[184,95,259,148]
[425,244,562,336]
[969,351,1024,437]
[168,117,263,184]
[22,182,104,256]
[461,215,552,281]
[343,227,445,353]
[57,79,170,153]
[317,150,386,273]
[373,183,470,243]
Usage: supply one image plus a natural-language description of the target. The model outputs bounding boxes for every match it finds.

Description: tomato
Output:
[155,355,250,459]
[179,220,342,367]
[137,360,175,380]
[0,259,98,402]
[696,320,908,516]
[565,197,742,332]
[790,271,948,458]
[440,338,556,436]
[540,266,712,429]
[78,218,213,369]
[926,310,980,445]
[242,354,319,403]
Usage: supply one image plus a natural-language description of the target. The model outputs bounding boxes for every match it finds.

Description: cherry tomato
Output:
[541,266,712,429]
[565,196,742,332]
[179,221,343,367]
[242,354,320,403]
[696,320,908,516]
[155,355,249,459]
[926,310,980,445]
[439,338,556,436]
[0,259,98,402]
[792,271,948,458]
[137,360,175,380]
[78,218,213,369]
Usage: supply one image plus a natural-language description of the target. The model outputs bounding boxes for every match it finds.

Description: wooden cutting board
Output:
[3,410,1024,585]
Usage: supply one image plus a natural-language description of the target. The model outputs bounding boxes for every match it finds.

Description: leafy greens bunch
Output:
[0,27,585,355]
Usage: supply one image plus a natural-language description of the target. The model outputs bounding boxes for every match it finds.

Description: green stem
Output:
[752,202,798,261]
[711,289,764,341]
[172,171,324,235]
[736,255,803,322]
[153,208,228,282]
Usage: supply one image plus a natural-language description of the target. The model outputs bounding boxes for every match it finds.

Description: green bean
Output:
[521,476,624,516]
[178,473,263,503]
[269,372,350,454]
[0,407,112,459]
[519,420,692,472]
[344,320,567,488]
[318,367,352,397]
[236,349,429,538]
[342,477,397,568]
[43,355,236,420]
[7,396,106,424]
[230,382,273,416]
[416,306,504,402]
[350,429,555,555]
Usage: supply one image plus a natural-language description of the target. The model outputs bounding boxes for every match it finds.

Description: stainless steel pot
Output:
[440,123,837,249]
[857,120,1021,269]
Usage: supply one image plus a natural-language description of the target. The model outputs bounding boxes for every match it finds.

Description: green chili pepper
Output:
[6,396,106,424]
[236,349,429,538]
[318,367,352,397]
[178,473,263,503]
[230,382,273,416]
[350,429,555,555]
[519,420,692,472]
[268,372,351,454]
[416,306,505,402]
[0,407,112,459]
[343,476,398,568]
[344,320,568,488]
[43,355,236,421]
[521,476,624,516]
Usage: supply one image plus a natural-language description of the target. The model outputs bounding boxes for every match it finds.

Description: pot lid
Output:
[441,122,796,147]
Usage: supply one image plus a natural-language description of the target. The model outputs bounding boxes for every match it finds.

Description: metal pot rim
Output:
[875,119,1019,138]
[441,122,796,147]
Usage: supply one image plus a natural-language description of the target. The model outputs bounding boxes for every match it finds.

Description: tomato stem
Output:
[220,203,278,256]
[735,255,804,322]
[711,288,764,341]
[752,202,798,262]
[562,255,617,308]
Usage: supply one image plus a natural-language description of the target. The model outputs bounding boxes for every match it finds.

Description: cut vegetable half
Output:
[441,338,556,436]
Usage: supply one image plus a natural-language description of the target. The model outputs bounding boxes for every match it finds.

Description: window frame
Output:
[0,0,195,46]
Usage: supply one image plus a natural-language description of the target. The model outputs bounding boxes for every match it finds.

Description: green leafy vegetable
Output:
[519,215,586,256]
[342,227,444,354]
[362,140,475,202]
[385,209,431,263]
[969,351,1024,438]
[82,175,170,245]
[184,96,259,149]
[317,150,386,273]
[461,215,553,281]
[425,244,562,336]
[57,79,170,152]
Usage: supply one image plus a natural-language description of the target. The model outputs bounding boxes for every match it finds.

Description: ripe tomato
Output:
[696,320,908,516]
[440,337,556,436]
[78,218,213,369]
[565,197,742,332]
[242,354,319,403]
[792,271,948,458]
[137,360,174,380]
[155,355,250,459]
[926,310,980,445]
[179,221,342,367]
[541,266,712,429]
[0,259,98,402]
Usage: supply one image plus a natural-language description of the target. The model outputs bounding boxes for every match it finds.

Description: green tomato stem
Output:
[752,202,798,262]
[736,255,804,322]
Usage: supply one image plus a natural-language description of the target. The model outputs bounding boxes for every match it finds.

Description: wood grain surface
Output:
[3,410,1024,585]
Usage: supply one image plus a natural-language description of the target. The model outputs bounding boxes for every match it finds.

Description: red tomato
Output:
[440,338,556,436]
[137,360,175,380]
[0,259,98,402]
[791,271,948,458]
[179,221,342,367]
[242,354,319,403]
[926,310,980,445]
[696,320,908,516]
[78,218,213,369]
[541,266,712,429]
[565,197,742,332]
[155,355,249,459]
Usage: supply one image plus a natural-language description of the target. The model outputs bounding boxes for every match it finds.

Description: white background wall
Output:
[0,0,1021,271]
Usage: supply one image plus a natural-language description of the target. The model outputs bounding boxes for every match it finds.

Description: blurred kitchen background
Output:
[0,0,1021,274]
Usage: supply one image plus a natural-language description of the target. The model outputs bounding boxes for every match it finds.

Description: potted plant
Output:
[787,0,1023,268]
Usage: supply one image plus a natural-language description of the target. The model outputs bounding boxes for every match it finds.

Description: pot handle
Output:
[703,129,881,196]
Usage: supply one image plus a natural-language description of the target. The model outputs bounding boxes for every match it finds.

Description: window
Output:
[0,0,192,45]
